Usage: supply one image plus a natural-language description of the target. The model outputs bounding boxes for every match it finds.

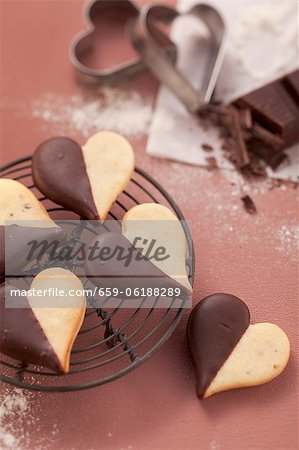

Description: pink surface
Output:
[0,1,298,449]
[79,4,139,69]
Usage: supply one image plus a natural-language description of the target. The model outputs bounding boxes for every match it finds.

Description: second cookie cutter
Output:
[69,0,177,84]
[128,3,226,113]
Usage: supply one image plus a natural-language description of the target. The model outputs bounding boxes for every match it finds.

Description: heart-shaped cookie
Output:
[0,179,64,282]
[0,268,86,373]
[84,203,192,302]
[122,203,192,292]
[85,230,191,301]
[32,131,135,222]
[187,293,290,398]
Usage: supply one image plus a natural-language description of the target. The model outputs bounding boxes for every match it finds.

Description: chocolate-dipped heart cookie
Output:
[0,179,64,282]
[187,293,290,398]
[32,131,135,221]
[122,203,192,292]
[85,203,192,302]
[85,230,191,300]
[1,268,86,373]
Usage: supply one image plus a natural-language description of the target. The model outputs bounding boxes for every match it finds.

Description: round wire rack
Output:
[0,156,194,392]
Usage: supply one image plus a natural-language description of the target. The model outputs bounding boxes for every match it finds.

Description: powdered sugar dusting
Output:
[31,88,152,137]
[276,225,299,260]
[0,389,28,449]
[222,169,271,196]
[0,388,35,450]
[0,387,58,450]
[152,159,298,264]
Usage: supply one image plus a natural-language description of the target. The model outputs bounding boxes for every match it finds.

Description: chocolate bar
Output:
[235,71,299,148]
[199,70,299,173]
[282,71,299,106]
[232,69,299,170]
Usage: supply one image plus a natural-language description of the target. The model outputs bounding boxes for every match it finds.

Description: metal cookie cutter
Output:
[128,4,226,113]
[69,0,177,85]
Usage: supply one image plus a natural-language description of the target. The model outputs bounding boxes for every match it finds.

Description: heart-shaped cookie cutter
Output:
[128,4,226,113]
[69,0,177,84]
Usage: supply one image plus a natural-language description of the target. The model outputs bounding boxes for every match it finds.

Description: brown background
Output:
[0,1,298,449]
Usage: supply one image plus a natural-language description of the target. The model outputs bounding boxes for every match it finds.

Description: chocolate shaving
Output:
[241,195,257,214]
[198,104,250,169]
[201,143,214,152]
[226,106,250,168]
[246,158,267,178]
[205,156,218,170]
[269,179,282,190]
[239,107,253,130]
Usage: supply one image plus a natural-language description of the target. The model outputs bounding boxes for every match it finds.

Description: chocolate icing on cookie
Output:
[0,224,65,282]
[85,232,191,299]
[0,285,62,372]
[32,137,99,219]
[187,293,250,398]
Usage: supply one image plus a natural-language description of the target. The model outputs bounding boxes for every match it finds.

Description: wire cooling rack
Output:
[0,156,194,392]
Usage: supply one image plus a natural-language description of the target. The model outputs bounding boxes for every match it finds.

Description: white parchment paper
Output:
[146,0,299,181]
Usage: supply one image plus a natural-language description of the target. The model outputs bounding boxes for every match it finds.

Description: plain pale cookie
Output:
[82,131,135,221]
[0,179,58,226]
[205,322,290,398]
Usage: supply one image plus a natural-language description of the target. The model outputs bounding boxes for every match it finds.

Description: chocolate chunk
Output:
[239,107,253,130]
[268,152,288,170]
[246,138,288,170]
[205,156,218,170]
[199,71,299,174]
[32,137,99,220]
[250,123,284,150]
[282,70,299,107]
[241,195,257,214]
[245,157,267,177]
[0,285,62,372]
[201,104,250,169]
[187,293,250,398]
[226,106,250,168]
[235,76,299,147]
